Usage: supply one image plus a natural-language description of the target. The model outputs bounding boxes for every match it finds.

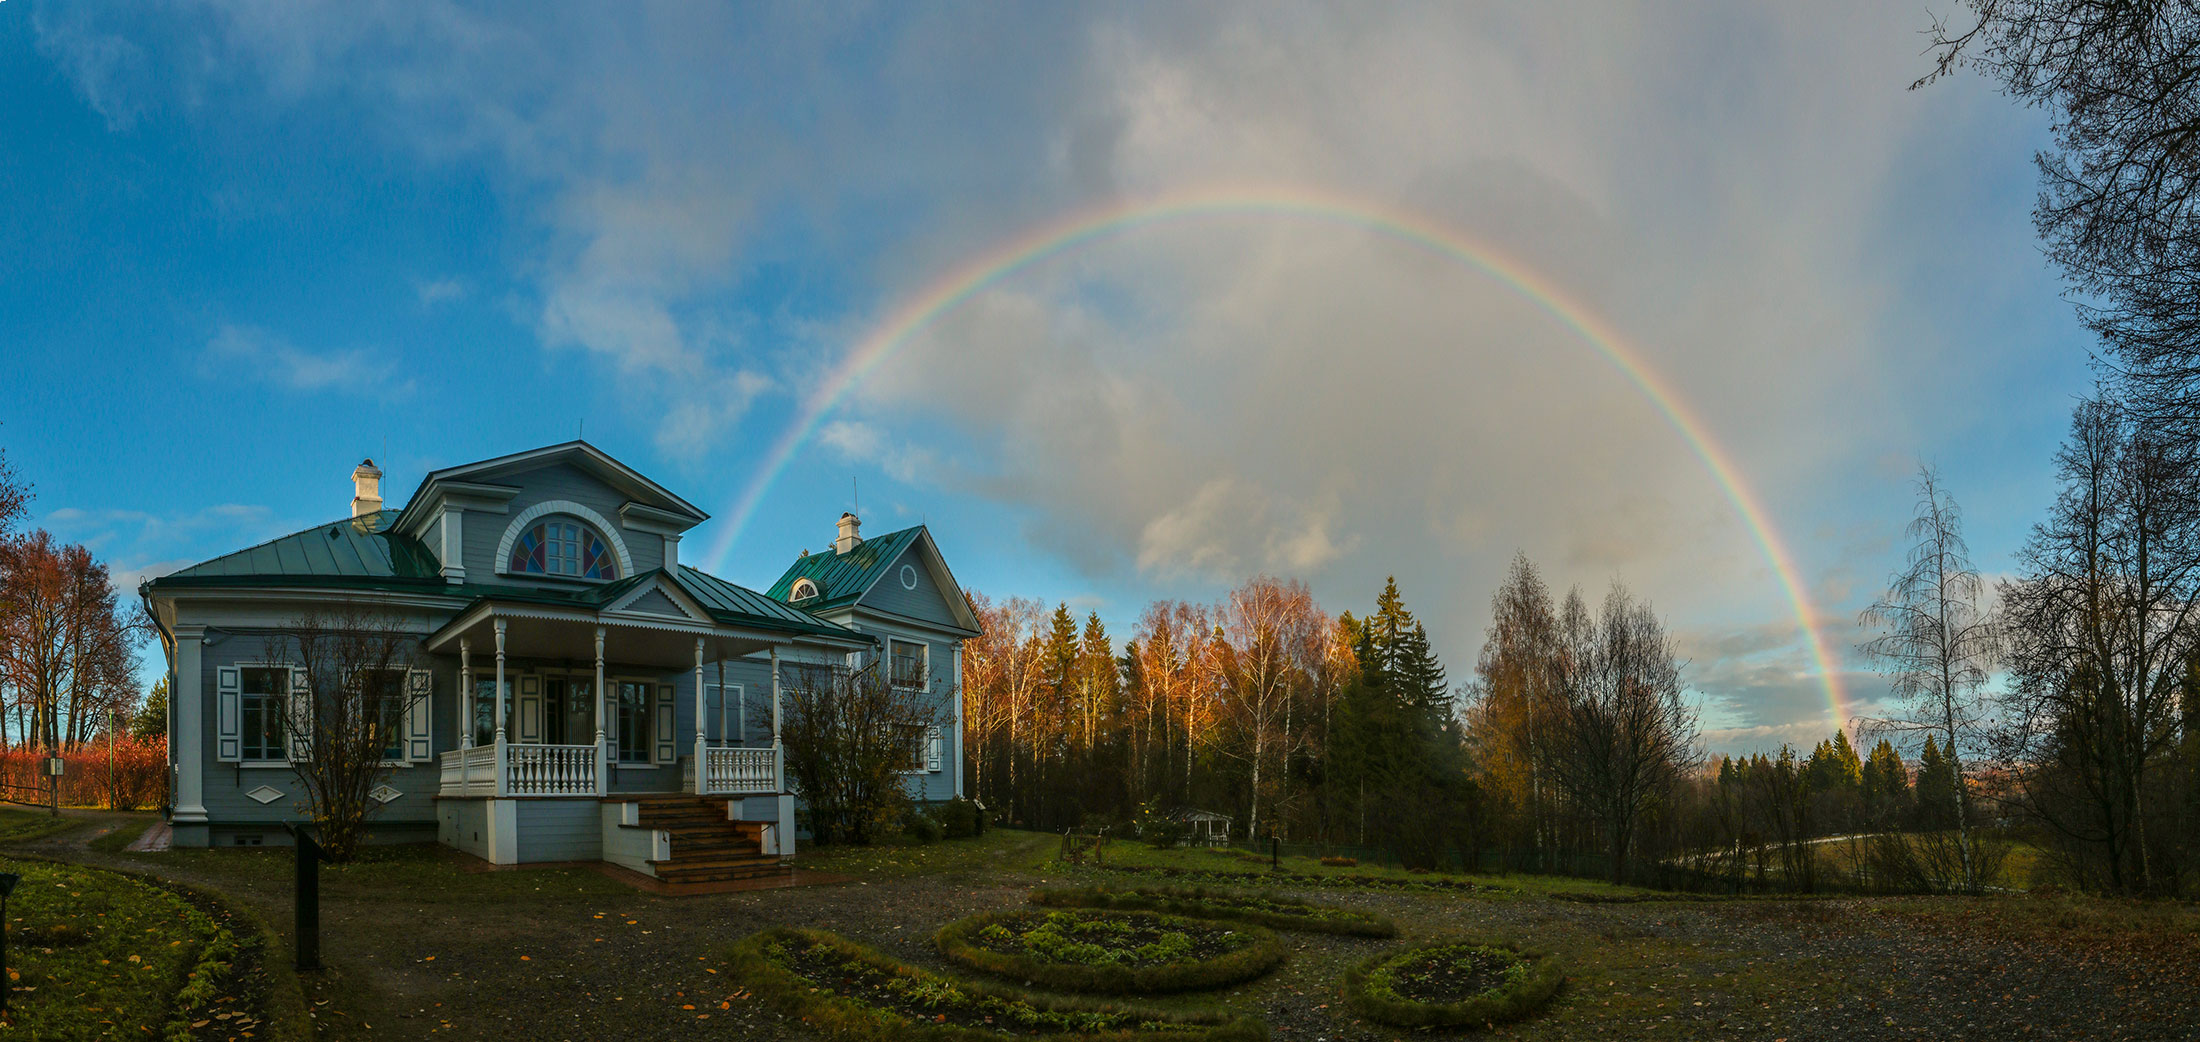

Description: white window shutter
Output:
[215,667,241,761]
[654,684,676,763]
[518,676,541,744]
[925,726,941,772]
[406,668,432,761]
[288,667,313,762]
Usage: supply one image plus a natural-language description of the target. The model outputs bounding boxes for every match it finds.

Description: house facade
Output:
[140,441,979,885]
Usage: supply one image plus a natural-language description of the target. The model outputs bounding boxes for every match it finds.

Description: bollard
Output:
[1271,834,1279,870]
[285,823,321,971]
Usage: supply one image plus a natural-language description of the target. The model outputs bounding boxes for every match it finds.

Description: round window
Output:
[900,564,918,590]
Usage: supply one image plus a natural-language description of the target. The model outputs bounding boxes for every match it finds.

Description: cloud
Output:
[415,277,467,305]
[204,325,413,398]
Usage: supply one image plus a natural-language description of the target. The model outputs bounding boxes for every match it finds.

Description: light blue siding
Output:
[856,543,962,630]
[458,462,668,582]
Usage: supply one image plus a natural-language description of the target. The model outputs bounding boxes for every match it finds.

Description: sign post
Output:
[284,823,321,971]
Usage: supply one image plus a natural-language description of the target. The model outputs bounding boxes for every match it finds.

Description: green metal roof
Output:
[145,512,862,641]
[763,525,927,611]
[153,511,442,582]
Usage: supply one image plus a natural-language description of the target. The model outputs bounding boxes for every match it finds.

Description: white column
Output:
[493,618,507,744]
[459,637,473,749]
[952,644,965,799]
[717,659,730,744]
[171,625,208,825]
[594,628,608,776]
[693,637,706,794]
[770,645,782,744]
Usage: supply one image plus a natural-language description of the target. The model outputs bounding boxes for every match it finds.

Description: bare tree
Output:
[1217,576,1326,841]
[781,660,950,845]
[1858,465,1999,892]
[1541,583,1699,885]
[270,605,424,862]
[1998,396,2200,894]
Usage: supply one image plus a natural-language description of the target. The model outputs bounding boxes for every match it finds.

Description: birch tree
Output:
[1858,465,1999,892]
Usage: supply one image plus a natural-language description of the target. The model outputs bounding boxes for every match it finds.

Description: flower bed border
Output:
[1030,885,1395,937]
[727,927,1267,1041]
[1088,863,1498,894]
[1341,938,1564,1030]
[935,908,1286,995]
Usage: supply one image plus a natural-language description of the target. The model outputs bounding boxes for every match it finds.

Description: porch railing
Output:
[505,743,600,796]
[699,743,787,795]
[438,744,500,797]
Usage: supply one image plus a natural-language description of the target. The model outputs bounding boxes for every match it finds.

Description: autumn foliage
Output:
[0,736,168,810]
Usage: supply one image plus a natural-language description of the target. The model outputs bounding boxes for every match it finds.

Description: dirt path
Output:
[14,820,2198,1041]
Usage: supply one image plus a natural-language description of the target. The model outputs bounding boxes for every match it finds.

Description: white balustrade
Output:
[503,743,600,796]
[438,744,500,797]
[700,746,778,794]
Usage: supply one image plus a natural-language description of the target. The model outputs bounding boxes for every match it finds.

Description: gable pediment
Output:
[603,572,712,624]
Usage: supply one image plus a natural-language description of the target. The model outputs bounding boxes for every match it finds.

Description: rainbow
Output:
[701,185,1849,728]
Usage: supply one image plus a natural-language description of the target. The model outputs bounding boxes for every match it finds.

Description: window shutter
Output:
[406,668,433,761]
[288,667,313,762]
[654,684,675,763]
[925,726,942,772]
[518,676,541,744]
[215,666,241,761]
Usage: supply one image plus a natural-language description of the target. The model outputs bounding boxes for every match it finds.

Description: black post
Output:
[286,823,320,971]
[0,871,20,1015]
[1270,834,1279,870]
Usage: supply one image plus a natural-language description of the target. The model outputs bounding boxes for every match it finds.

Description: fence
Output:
[0,738,168,811]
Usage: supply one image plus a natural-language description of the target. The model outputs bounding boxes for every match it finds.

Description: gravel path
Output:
[19,816,2200,1041]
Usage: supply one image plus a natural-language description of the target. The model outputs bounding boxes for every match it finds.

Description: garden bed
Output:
[727,927,1266,1040]
[1342,939,1564,1029]
[0,856,234,1038]
[936,909,1284,994]
[1029,885,1395,937]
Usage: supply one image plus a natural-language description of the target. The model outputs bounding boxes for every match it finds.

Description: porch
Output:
[422,594,864,871]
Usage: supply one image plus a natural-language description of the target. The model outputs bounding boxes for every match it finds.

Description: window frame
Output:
[615,680,653,764]
[507,516,619,581]
[705,680,745,746]
[888,638,929,690]
[357,666,411,766]
[238,664,291,764]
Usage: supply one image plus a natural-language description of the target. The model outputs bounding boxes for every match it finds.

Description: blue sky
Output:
[0,1,2096,753]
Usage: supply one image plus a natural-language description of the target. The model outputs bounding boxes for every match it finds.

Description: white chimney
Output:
[834,511,861,554]
[351,459,384,519]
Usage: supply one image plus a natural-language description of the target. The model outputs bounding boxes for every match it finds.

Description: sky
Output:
[0,1,2096,755]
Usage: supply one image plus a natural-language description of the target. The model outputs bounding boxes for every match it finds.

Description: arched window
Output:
[791,578,819,601]
[508,518,618,579]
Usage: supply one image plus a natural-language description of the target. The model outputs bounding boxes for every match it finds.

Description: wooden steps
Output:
[611,793,788,889]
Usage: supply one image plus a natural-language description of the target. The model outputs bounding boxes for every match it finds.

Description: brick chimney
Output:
[351,459,384,518]
[834,511,861,554]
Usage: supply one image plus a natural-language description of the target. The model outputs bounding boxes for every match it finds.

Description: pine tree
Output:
[1915,736,1957,832]
[1862,738,1911,829]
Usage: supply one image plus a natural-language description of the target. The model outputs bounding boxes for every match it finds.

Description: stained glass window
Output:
[508,518,617,579]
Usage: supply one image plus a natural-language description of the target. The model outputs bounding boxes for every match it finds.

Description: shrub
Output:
[936,908,1285,994]
[1142,821,1190,849]
[1320,856,1358,867]
[905,810,945,845]
[728,926,1267,1041]
[0,737,169,810]
[941,797,983,839]
[1029,885,1396,937]
[1342,939,1564,1030]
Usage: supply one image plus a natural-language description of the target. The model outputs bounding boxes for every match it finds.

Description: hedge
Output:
[1029,885,1396,937]
[1341,938,1564,1030]
[934,908,1285,995]
[727,927,1267,1041]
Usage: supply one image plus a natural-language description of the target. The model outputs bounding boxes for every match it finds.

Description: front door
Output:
[541,676,597,746]
[544,677,569,745]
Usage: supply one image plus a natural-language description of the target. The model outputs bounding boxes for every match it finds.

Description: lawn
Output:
[0,808,86,845]
[0,856,235,1037]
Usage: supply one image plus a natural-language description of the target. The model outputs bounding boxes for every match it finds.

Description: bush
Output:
[936,908,1285,994]
[1030,885,1396,937]
[1142,821,1190,849]
[0,738,169,810]
[729,926,1267,1041]
[1321,856,1358,867]
[905,810,946,845]
[941,797,983,839]
[1342,939,1564,1030]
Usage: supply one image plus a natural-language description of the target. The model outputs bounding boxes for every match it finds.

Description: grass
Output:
[0,856,226,1038]
[1029,884,1396,937]
[1342,938,1565,1030]
[0,808,86,845]
[728,926,1269,1041]
[153,840,636,903]
[1075,840,1663,900]
[88,815,157,854]
[934,908,1287,995]
[801,829,1058,878]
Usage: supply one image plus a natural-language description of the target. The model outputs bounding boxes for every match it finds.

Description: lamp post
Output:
[0,870,21,1014]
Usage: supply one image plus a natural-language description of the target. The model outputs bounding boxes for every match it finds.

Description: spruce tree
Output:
[1915,736,1957,832]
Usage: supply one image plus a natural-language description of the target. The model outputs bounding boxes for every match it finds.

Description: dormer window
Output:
[791,578,819,601]
[509,518,618,579]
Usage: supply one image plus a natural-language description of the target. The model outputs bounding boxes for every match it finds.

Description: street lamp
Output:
[0,871,22,1014]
